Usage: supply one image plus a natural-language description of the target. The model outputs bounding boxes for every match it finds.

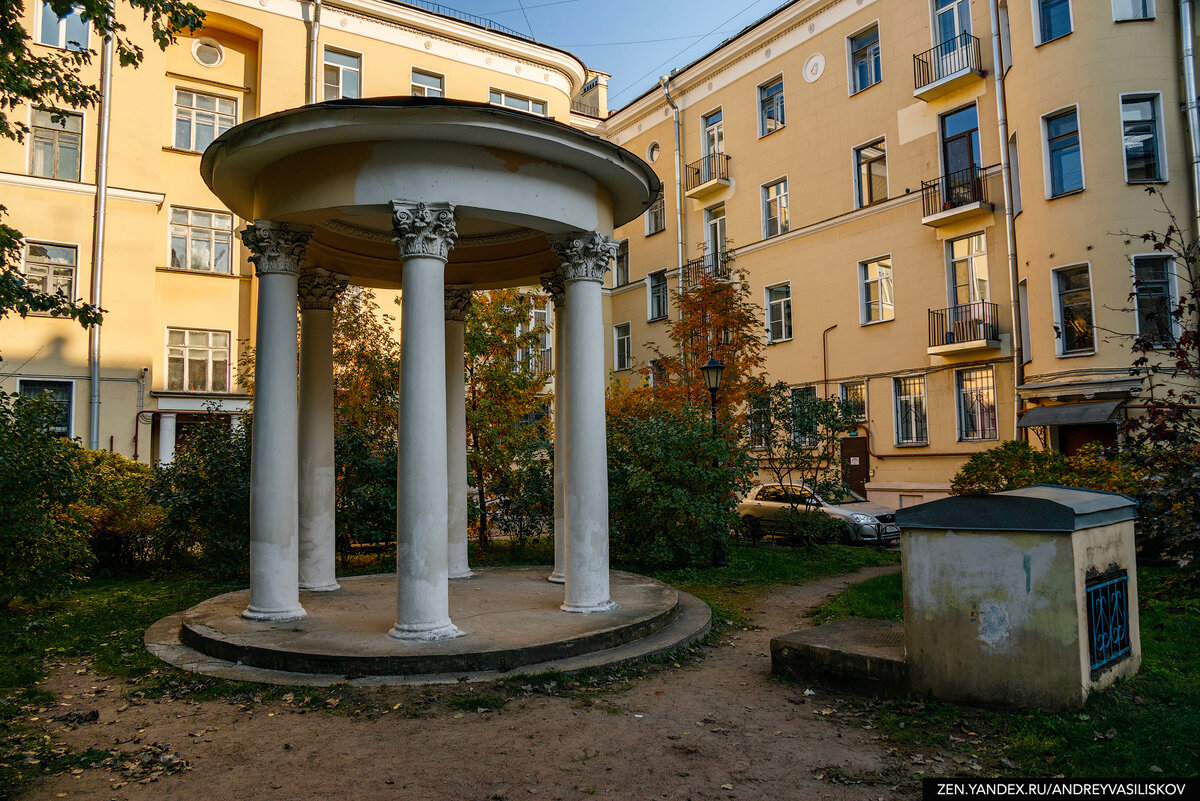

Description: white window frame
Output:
[489,88,548,116]
[1031,0,1074,45]
[323,47,362,101]
[1041,103,1085,199]
[892,374,929,446]
[29,107,84,181]
[945,232,990,307]
[17,378,75,438]
[168,206,235,274]
[613,322,632,371]
[790,385,819,447]
[859,254,895,325]
[613,239,630,287]
[35,1,88,51]
[645,194,666,235]
[1113,0,1155,20]
[765,282,793,343]
[1131,253,1180,346]
[839,381,868,422]
[847,21,882,96]
[411,68,444,97]
[22,239,78,303]
[173,88,237,153]
[647,270,668,321]
[1050,262,1096,357]
[165,327,233,393]
[852,135,888,209]
[1119,92,1168,184]
[955,366,999,442]
[761,177,789,239]
[758,75,785,137]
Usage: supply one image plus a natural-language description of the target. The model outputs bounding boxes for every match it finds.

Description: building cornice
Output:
[0,171,165,205]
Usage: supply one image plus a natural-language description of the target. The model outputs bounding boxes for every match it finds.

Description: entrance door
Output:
[840,437,870,496]
[1058,423,1118,456]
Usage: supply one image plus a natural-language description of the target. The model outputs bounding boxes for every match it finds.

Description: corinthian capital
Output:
[298,268,348,310]
[539,271,566,309]
[548,231,618,284]
[391,201,458,262]
[445,287,473,321]
[239,221,314,277]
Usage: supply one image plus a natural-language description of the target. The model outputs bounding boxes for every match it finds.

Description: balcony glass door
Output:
[935,0,972,79]
[948,233,989,341]
[940,105,981,206]
[705,205,727,278]
[702,109,724,182]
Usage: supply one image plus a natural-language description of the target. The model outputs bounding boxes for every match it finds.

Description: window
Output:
[935,0,972,43]
[18,380,73,437]
[1045,108,1083,197]
[762,178,789,238]
[893,375,928,445]
[849,26,881,93]
[840,381,867,421]
[647,142,661,162]
[957,368,998,441]
[649,359,666,387]
[1055,266,1094,354]
[860,256,894,323]
[173,90,236,152]
[23,242,76,299]
[489,90,547,116]
[646,194,665,235]
[766,283,792,342]
[702,109,724,156]
[855,139,887,207]
[613,240,629,286]
[647,270,668,320]
[748,394,769,449]
[1133,255,1174,346]
[30,109,82,181]
[613,323,631,371]
[941,105,981,176]
[1037,0,1072,43]
[1114,0,1154,19]
[791,386,818,447]
[411,69,444,97]
[1122,95,1165,182]
[37,1,88,50]
[170,208,233,274]
[759,78,785,135]
[948,233,989,306]
[323,49,361,100]
[1008,132,1023,215]
[705,204,727,256]
[167,329,231,392]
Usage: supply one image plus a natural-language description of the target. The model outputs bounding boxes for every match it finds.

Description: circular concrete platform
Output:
[145,566,711,686]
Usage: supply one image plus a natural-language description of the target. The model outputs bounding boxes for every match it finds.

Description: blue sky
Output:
[438,0,790,109]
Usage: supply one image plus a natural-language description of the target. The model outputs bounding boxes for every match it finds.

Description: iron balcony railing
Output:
[570,99,601,117]
[517,348,551,375]
[402,1,531,40]
[681,252,732,290]
[684,153,731,191]
[921,163,989,217]
[928,301,1000,348]
[913,32,982,91]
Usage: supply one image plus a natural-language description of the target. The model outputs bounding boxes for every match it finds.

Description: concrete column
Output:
[298,268,348,592]
[390,201,460,640]
[445,287,473,580]
[549,232,619,613]
[539,272,566,584]
[239,220,313,622]
[157,412,177,466]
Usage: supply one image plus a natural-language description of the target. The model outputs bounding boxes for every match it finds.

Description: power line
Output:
[562,30,738,48]
[515,0,535,37]
[480,0,581,13]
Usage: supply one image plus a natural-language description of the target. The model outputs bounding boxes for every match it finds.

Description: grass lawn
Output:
[811,567,1200,778]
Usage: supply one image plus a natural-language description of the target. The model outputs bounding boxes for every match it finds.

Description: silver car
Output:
[737,482,901,544]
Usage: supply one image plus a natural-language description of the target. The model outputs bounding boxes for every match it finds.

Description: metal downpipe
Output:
[308,0,322,104]
[87,29,114,450]
[1180,0,1200,233]
[659,74,685,277]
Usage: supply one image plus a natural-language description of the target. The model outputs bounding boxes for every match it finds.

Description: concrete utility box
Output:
[895,485,1140,709]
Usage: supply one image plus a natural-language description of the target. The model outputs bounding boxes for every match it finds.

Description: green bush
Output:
[950,440,1139,496]
[608,401,754,568]
[772,506,854,544]
[489,438,554,547]
[155,410,251,577]
[0,392,92,606]
[74,450,165,574]
[334,421,397,552]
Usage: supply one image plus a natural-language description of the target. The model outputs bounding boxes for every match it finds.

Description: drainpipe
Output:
[659,74,685,276]
[988,0,1023,441]
[1180,0,1200,232]
[87,25,114,450]
[308,0,323,104]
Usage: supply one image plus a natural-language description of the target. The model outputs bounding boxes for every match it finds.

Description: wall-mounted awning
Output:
[1016,400,1122,428]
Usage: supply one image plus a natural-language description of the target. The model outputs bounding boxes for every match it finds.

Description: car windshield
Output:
[819,485,867,504]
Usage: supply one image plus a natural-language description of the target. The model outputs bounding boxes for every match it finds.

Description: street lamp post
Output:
[700,358,726,568]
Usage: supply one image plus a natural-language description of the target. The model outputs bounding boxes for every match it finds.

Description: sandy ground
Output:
[20,565,919,801]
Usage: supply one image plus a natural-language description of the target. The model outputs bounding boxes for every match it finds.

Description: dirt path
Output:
[23,565,909,801]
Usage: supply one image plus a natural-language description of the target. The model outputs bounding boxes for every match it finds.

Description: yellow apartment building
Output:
[3,0,1197,507]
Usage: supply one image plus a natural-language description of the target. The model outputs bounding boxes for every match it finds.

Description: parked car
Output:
[736,482,900,544]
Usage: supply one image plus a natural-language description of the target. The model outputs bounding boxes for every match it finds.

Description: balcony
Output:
[680,251,732,291]
[913,33,984,101]
[928,302,1002,355]
[570,99,601,117]
[684,153,731,199]
[920,164,994,226]
[518,348,552,375]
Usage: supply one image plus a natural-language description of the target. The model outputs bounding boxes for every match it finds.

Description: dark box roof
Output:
[895,484,1137,533]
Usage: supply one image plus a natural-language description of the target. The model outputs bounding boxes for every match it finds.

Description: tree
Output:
[463,289,551,548]
[745,380,858,544]
[1,0,203,334]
